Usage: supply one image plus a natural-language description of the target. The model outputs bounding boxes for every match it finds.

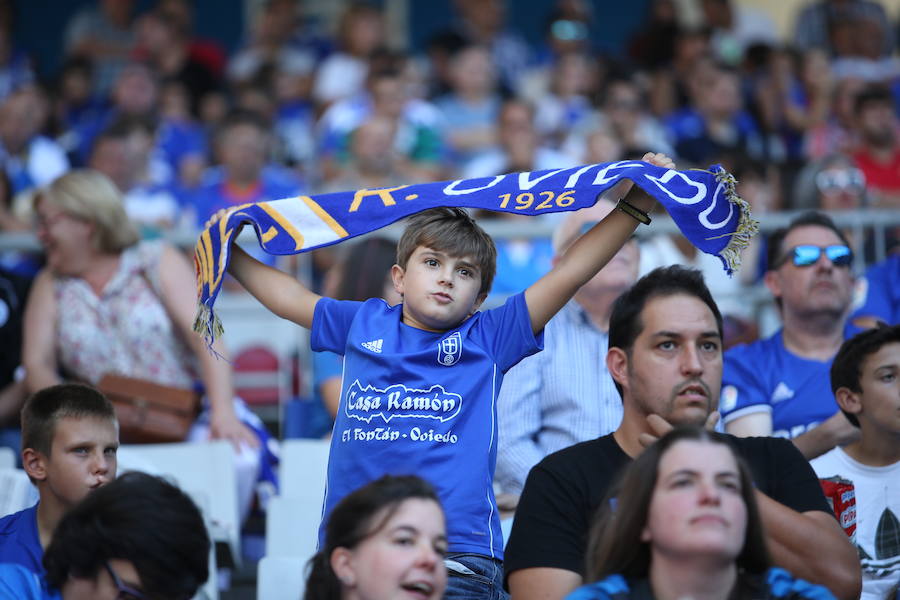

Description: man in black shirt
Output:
[504,266,861,600]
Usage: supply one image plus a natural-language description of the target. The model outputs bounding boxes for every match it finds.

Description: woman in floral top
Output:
[21,169,264,518]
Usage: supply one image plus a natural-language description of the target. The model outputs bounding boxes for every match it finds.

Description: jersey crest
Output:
[437,332,462,366]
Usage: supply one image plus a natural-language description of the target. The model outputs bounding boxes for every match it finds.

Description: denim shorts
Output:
[444,553,509,600]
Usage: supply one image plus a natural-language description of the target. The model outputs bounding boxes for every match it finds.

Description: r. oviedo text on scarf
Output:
[193,161,758,344]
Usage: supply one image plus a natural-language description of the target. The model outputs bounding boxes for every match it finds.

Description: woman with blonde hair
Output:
[21,169,266,518]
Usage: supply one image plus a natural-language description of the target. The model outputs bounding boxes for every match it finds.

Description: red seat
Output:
[233,346,282,406]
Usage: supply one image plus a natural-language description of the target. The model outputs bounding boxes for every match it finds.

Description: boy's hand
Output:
[642,151,676,170]
[622,152,677,214]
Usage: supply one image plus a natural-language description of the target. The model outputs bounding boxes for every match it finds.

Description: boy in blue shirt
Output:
[222,152,673,599]
[0,383,118,576]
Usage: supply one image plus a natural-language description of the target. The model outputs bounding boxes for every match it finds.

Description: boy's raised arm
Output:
[228,243,322,330]
[524,152,674,334]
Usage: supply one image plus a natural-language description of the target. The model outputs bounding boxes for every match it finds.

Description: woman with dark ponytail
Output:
[305,474,448,600]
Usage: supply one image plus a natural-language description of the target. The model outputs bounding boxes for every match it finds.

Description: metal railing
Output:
[4,208,898,426]
[4,208,899,259]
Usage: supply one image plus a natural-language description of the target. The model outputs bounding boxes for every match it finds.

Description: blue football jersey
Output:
[720,331,838,439]
[0,504,43,575]
[312,293,542,558]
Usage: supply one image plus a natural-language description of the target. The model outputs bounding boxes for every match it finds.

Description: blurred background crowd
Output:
[0,0,898,230]
[2,0,900,395]
[1,3,899,597]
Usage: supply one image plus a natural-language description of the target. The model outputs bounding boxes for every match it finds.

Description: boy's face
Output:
[37,417,119,508]
[854,342,900,435]
[391,246,486,332]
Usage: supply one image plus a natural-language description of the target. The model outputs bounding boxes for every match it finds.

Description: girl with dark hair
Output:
[569,427,836,600]
[305,474,448,600]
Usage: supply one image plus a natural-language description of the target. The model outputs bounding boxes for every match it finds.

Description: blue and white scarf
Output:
[194,161,758,343]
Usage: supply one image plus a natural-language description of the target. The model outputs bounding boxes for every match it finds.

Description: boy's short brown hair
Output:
[21,383,117,455]
[396,207,497,296]
[830,322,900,427]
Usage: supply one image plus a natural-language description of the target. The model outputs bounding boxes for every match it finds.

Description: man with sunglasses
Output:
[719,211,860,460]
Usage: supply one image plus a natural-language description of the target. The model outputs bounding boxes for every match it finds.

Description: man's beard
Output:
[663,379,712,426]
[633,377,713,426]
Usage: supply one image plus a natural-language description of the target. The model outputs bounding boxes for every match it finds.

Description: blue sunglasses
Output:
[777,244,853,268]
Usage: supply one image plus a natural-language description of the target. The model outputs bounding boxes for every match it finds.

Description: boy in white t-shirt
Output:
[812,323,900,600]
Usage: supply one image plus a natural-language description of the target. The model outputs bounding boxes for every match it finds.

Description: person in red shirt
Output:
[851,85,900,208]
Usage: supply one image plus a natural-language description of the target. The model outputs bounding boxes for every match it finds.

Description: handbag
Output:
[99,373,201,444]
[96,266,200,444]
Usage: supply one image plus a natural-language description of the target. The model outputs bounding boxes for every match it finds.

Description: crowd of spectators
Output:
[0,1,896,408]
[1,0,899,470]
[0,0,897,247]
[1,2,900,597]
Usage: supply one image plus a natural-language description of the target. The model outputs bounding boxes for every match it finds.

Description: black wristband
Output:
[616,198,652,225]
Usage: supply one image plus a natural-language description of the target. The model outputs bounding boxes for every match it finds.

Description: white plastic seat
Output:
[185,489,219,600]
[116,440,241,568]
[265,495,321,560]
[260,438,330,596]
[257,555,306,600]
[266,439,330,560]
[0,467,37,518]
[0,447,15,469]
[278,438,330,501]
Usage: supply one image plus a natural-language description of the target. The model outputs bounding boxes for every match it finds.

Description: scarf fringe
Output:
[712,167,760,276]
[193,303,224,343]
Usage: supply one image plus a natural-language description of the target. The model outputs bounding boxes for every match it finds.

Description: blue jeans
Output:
[444,553,508,600]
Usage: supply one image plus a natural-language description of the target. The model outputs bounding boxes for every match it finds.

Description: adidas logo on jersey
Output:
[361,339,383,353]
[771,382,794,403]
